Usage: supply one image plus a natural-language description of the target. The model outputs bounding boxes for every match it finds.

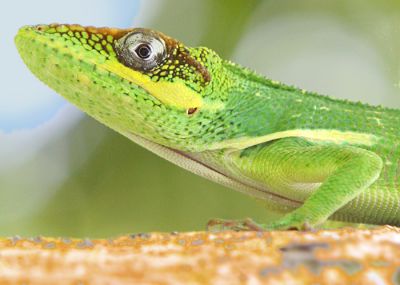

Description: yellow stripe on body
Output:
[210,129,378,150]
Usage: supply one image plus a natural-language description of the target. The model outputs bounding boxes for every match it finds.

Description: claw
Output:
[207,218,265,232]
[265,218,316,231]
[207,216,317,232]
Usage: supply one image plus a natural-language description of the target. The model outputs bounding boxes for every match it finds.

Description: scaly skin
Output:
[15,24,400,230]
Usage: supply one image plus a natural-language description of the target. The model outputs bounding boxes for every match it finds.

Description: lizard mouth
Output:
[124,132,301,209]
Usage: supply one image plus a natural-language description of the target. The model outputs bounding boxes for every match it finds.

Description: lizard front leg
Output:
[209,137,383,231]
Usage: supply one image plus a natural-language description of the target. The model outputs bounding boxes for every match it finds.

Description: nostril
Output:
[187,107,198,115]
[34,24,48,32]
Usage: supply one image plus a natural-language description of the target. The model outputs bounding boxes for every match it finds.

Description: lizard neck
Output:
[204,60,397,150]
[214,61,305,140]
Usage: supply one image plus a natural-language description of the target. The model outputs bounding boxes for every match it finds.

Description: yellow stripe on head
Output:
[102,60,203,110]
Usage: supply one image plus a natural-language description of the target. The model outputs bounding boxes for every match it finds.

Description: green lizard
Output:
[15,24,400,230]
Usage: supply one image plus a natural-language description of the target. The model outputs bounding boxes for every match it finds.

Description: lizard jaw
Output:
[124,132,301,208]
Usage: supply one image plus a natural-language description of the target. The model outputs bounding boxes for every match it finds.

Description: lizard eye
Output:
[135,44,152,59]
[115,31,166,71]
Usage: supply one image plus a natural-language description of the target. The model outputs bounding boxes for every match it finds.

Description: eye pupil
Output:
[136,44,152,59]
[115,31,166,71]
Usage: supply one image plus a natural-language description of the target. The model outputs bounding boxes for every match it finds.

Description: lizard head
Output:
[15,24,231,151]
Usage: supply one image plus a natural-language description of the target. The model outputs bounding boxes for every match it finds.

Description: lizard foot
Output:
[206,218,265,232]
[264,212,316,231]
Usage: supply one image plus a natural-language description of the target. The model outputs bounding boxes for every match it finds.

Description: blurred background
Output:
[1,0,400,237]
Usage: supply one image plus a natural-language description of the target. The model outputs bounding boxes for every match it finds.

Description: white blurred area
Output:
[0,106,82,173]
[0,107,84,222]
[0,0,140,222]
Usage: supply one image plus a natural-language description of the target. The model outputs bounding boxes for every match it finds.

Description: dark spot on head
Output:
[187,107,198,115]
